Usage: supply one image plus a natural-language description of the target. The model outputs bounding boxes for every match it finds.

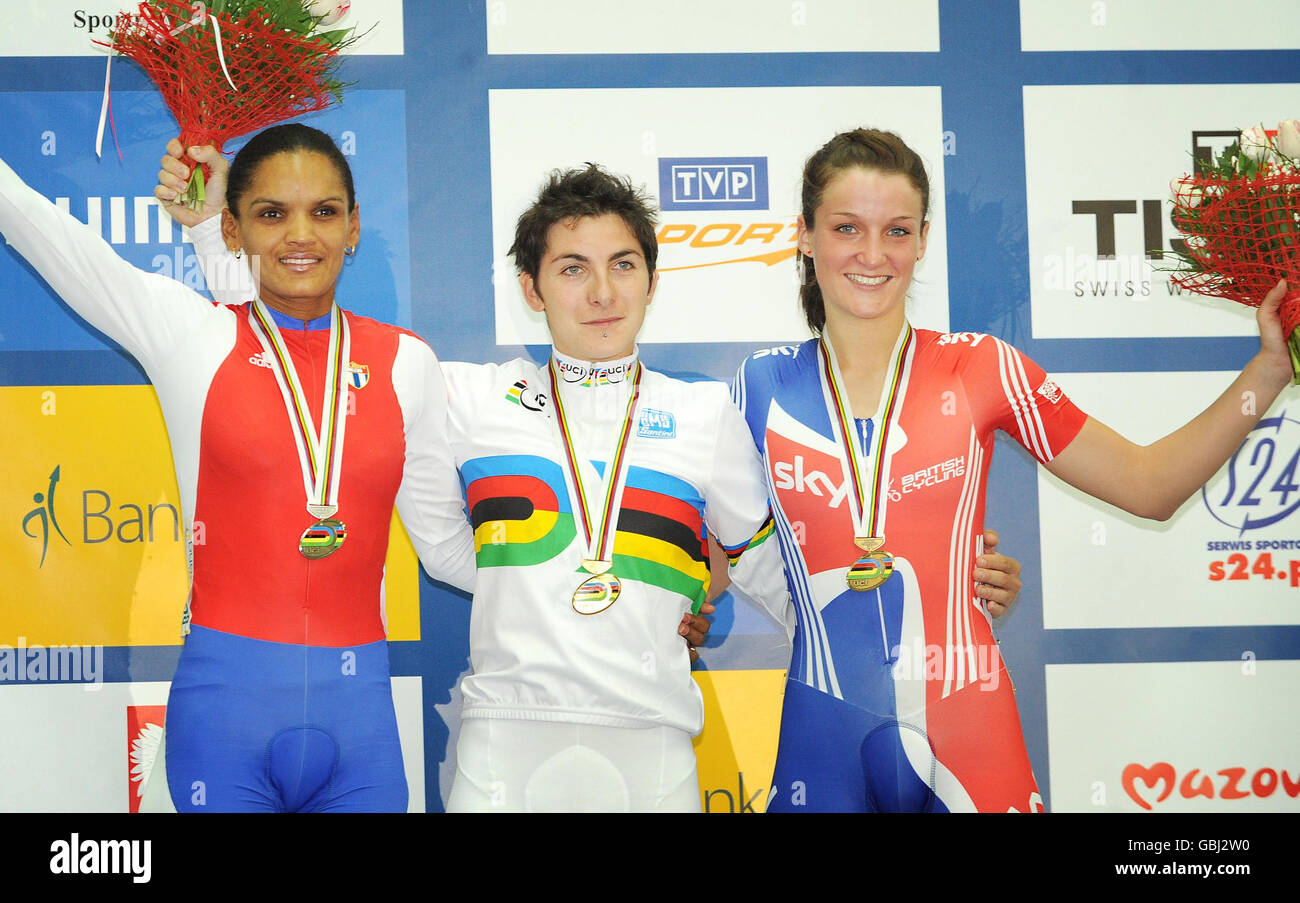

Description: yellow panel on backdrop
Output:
[384,511,420,641]
[2,386,424,647]
[2,385,187,647]
[692,669,786,813]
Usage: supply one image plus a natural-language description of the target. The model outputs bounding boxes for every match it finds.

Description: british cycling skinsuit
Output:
[440,350,775,811]
[733,326,1086,813]
[1,159,475,812]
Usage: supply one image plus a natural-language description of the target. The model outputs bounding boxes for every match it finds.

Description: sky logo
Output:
[659,157,768,211]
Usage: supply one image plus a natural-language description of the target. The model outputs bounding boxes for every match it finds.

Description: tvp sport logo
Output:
[659,158,768,211]
[654,156,795,274]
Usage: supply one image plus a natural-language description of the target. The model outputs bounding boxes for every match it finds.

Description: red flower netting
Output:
[103,0,342,163]
[1171,169,1300,336]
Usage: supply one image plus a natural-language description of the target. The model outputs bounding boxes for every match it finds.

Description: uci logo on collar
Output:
[637,408,676,439]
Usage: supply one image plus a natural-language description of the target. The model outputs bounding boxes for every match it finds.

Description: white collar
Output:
[549,346,640,389]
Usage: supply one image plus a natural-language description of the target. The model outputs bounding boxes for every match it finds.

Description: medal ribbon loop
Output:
[547,358,643,571]
[249,300,351,519]
[818,324,913,542]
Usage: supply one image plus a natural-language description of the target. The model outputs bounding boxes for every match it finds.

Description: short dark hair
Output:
[510,164,658,284]
[799,128,930,333]
[226,123,356,216]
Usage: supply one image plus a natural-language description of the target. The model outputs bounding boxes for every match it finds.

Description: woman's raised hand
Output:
[155,139,228,228]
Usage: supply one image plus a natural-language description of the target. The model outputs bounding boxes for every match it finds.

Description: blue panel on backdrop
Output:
[0,89,409,352]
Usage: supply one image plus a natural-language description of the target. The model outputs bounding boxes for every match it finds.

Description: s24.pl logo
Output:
[1202,411,1300,532]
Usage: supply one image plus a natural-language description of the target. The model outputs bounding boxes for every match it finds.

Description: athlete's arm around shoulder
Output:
[1044,281,1293,521]
[392,335,477,594]
[0,155,230,366]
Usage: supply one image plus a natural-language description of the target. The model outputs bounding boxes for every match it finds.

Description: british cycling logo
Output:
[22,466,70,567]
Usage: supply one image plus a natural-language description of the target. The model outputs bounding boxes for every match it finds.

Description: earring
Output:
[344,245,356,257]
[233,248,243,260]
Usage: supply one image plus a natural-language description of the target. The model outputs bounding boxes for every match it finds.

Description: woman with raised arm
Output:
[731,128,1291,813]
[0,124,477,812]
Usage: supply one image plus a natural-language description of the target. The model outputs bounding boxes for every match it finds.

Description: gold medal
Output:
[572,571,622,615]
[299,517,347,559]
[847,550,893,591]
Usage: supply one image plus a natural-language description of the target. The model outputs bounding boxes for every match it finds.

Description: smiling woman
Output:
[0,123,477,812]
[218,131,360,320]
[731,127,1293,813]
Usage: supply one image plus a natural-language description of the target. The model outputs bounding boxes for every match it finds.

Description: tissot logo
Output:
[658,157,769,211]
[1070,129,1241,263]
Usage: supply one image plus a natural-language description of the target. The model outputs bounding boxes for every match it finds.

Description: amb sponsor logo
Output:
[654,155,796,275]
[637,408,676,439]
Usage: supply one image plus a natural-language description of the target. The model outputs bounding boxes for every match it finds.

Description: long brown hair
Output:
[799,128,930,333]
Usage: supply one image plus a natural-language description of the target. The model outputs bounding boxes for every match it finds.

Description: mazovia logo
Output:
[1201,409,1300,533]
[21,465,182,566]
[1122,762,1300,810]
[659,157,769,211]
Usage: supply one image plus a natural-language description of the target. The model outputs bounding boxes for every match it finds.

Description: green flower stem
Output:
[183,165,206,213]
[1289,327,1300,386]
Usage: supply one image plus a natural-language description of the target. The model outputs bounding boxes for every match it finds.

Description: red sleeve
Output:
[967,334,1087,464]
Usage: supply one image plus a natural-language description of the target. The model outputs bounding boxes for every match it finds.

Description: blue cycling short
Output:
[165,625,408,813]
[766,676,948,814]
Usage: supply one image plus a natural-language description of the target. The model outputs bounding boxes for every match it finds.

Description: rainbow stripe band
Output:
[548,359,643,567]
[248,301,351,523]
[818,325,913,540]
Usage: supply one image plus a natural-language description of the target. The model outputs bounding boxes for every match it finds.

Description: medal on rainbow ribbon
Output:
[249,300,352,559]
[547,358,643,615]
[817,325,914,592]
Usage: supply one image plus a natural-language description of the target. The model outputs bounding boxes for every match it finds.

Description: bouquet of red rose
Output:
[101,0,356,209]
[1168,120,1300,382]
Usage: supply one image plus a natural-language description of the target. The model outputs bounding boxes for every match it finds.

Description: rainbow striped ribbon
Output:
[249,300,351,519]
[547,358,643,572]
[817,324,913,542]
